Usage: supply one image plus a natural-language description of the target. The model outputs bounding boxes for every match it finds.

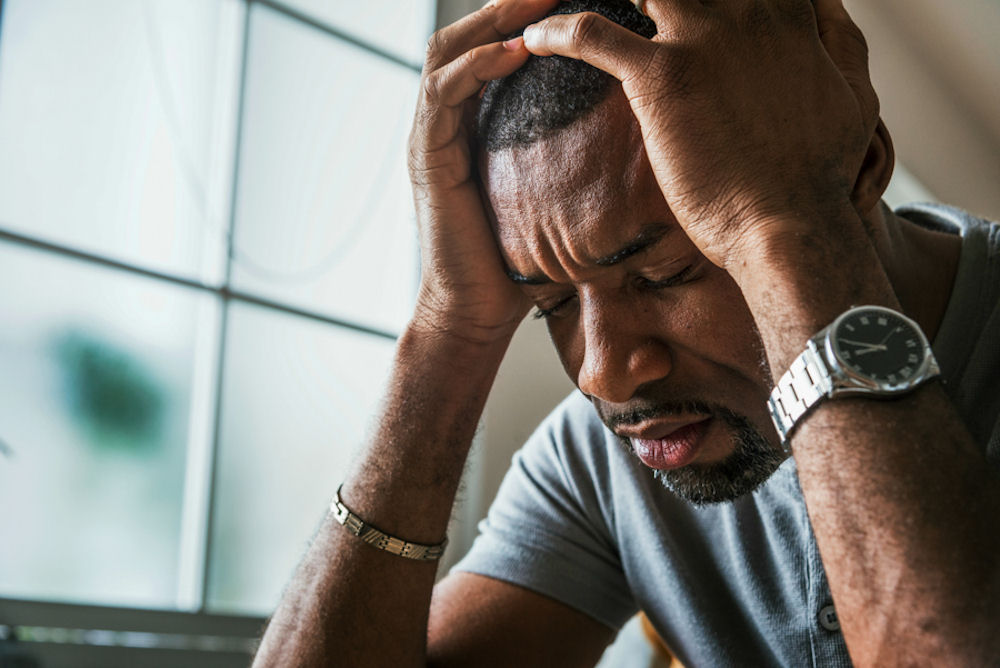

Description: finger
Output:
[416,40,531,154]
[425,0,560,73]
[522,12,660,83]
[813,0,879,124]
[427,39,531,110]
[638,0,705,29]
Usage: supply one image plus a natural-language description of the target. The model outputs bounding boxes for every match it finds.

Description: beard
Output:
[606,400,785,506]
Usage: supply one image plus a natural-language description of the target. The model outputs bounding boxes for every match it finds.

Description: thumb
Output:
[522,11,659,84]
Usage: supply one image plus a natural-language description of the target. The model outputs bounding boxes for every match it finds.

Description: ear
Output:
[852,117,895,216]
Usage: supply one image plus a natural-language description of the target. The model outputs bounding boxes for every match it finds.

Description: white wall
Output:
[847,0,1000,221]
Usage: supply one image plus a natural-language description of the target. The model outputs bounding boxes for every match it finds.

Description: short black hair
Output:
[476,0,655,152]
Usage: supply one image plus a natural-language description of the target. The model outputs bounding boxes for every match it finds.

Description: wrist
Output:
[725,197,862,280]
[400,310,517,377]
[409,296,527,350]
[727,205,900,373]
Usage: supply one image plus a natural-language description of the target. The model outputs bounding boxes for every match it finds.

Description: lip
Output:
[615,415,712,441]
[624,417,712,471]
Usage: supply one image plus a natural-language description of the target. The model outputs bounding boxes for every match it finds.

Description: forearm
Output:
[254,321,514,667]
[735,206,1000,665]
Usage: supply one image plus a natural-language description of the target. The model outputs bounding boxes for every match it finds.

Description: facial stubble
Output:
[616,406,785,506]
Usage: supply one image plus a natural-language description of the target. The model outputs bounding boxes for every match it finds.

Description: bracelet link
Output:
[330,485,448,562]
[343,513,365,536]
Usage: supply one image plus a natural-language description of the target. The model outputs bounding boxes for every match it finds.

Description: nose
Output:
[576,295,673,403]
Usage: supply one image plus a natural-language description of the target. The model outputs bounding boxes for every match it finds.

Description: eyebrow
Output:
[505,223,672,285]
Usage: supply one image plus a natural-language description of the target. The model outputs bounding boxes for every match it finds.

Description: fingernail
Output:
[522,24,537,47]
[503,35,524,51]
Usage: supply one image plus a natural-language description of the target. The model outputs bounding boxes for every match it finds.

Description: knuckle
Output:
[407,144,422,174]
[777,0,815,28]
[844,22,870,56]
[570,12,600,48]
[455,48,478,74]
[425,30,446,60]
[421,70,444,102]
[424,30,450,70]
[822,14,870,59]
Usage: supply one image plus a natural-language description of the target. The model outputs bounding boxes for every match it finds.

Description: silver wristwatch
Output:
[768,305,941,449]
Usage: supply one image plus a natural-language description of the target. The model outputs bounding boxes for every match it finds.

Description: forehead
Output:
[481,93,675,276]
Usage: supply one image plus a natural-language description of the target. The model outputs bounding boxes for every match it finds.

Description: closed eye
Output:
[635,264,694,290]
[532,265,696,320]
[532,294,577,320]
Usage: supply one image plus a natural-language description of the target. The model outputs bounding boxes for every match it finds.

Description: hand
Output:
[408,0,559,344]
[519,0,880,270]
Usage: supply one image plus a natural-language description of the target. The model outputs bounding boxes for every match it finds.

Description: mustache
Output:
[603,399,717,431]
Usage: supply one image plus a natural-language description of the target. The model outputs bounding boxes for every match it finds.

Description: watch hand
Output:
[839,338,888,351]
[854,347,885,356]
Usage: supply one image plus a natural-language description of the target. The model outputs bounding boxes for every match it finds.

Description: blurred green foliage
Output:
[51,329,166,452]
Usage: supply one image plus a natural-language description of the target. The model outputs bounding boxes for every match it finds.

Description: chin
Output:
[652,416,786,506]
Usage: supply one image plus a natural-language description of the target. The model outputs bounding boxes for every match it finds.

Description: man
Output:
[254,0,999,665]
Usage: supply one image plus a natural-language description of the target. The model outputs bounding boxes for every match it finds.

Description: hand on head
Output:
[511,0,884,269]
[409,0,887,340]
[407,0,563,344]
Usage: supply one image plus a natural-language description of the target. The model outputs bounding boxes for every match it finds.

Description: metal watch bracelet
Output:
[768,305,940,450]
[330,485,447,562]
[768,339,831,451]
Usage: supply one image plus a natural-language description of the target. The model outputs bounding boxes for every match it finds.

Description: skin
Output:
[516,1,999,664]
[254,0,999,666]
[482,88,963,497]
[484,91,777,469]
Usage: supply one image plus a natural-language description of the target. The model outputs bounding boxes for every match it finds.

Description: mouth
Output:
[618,417,713,471]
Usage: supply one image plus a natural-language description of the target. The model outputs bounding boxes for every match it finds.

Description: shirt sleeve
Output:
[451,392,638,630]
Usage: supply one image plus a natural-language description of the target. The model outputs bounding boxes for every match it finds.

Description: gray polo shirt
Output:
[454,204,1000,667]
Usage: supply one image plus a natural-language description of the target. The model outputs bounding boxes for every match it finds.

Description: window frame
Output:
[0,0,454,661]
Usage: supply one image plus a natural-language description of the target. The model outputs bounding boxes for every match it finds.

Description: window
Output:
[0,0,432,649]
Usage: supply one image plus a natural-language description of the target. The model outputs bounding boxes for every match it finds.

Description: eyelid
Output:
[531,262,697,320]
[637,263,694,289]
[532,294,577,320]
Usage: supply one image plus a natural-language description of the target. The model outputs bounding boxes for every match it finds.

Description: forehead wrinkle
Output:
[528,219,578,284]
[490,157,618,283]
[485,91,666,283]
[529,151,645,278]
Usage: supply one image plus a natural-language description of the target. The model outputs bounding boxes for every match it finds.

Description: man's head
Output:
[476,0,787,505]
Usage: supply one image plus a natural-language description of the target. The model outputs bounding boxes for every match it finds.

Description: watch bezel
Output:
[818,305,940,397]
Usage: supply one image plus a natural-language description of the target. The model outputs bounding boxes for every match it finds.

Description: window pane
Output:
[206,303,396,615]
[0,242,216,609]
[0,0,243,283]
[230,5,420,334]
[274,0,434,66]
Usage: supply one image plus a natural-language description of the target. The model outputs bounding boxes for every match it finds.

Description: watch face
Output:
[831,307,927,386]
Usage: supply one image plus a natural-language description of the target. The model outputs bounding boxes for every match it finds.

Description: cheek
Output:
[542,271,769,389]
[685,272,770,384]
[551,329,581,385]
[544,304,592,383]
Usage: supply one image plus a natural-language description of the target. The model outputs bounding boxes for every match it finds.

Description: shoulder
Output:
[895,201,1000,238]
[902,203,1000,462]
